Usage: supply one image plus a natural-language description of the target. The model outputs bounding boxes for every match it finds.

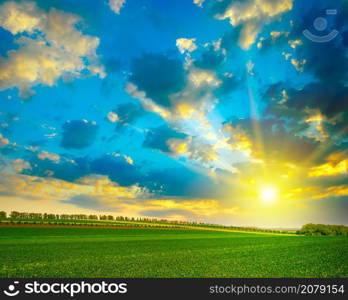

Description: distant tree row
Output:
[0,211,291,233]
[298,223,348,236]
[4,211,346,235]
[0,211,117,221]
[0,211,208,224]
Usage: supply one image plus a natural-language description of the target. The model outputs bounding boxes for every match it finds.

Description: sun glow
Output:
[259,186,278,205]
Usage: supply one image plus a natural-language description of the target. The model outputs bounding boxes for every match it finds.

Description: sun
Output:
[259,186,278,205]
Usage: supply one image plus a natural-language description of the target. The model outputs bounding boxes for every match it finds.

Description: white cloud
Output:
[0,170,239,219]
[215,0,293,50]
[0,1,105,97]
[176,38,198,54]
[291,58,306,72]
[37,151,61,163]
[123,155,134,165]
[125,40,255,175]
[12,159,31,173]
[257,31,289,49]
[107,111,119,123]
[125,82,172,120]
[188,69,221,87]
[193,0,206,7]
[0,173,147,204]
[109,153,134,165]
[288,39,302,49]
[167,136,218,164]
[109,0,126,14]
[0,1,41,34]
[0,133,10,147]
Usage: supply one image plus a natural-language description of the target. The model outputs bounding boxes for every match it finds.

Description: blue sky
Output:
[0,0,347,227]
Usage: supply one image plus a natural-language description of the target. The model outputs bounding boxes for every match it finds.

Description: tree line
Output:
[298,223,348,236]
[0,211,207,225]
[0,211,288,232]
[2,211,346,235]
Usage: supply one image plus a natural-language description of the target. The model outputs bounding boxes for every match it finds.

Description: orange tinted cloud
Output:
[308,160,347,177]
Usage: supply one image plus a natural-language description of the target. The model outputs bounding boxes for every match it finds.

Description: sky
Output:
[0,0,347,228]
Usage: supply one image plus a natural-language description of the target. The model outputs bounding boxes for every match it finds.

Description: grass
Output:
[0,226,347,278]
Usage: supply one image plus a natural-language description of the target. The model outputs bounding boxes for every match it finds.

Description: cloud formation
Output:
[112,102,144,127]
[61,120,99,149]
[213,0,293,49]
[1,0,347,226]
[193,0,206,7]
[12,159,31,173]
[109,0,126,14]
[0,133,10,147]
[129,53,186,107]
[0,1,105,97]
[37,151,60,163]
[0,172,146,206]
[144,125,187,153]
[91,153,140,186]
[176,38,198,54]
[107,111,119,123]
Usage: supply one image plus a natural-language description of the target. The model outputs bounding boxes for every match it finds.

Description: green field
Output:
[0,226,347,277]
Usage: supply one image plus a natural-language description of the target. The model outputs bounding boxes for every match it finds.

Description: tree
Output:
[10,211,20,218]
[299,223,348,236]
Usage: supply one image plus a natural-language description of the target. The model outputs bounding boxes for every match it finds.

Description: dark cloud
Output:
[292,0,346,34]
[143,125,187,153]
[61,194,117,212]
[129,53,186,107]
[227,118,320,163]
[220,27,241,52]
[24,150,221,199]
[21,148,148,191]
[261,0,348,153]
[23,152,140,186]
[264,82,348,141]
[91,154,141,186]
[265,82,348,119]
[23,155,90,182]
[214,74,240,96]
[194,45,225,70]
[24,148,223,199]
[342,30,348,47]
[297,42,347,84]
[287,0,348,84]
[337,0,348,28]
[287,84,348,119]
[248,0,348,83]
[61,120,98,149]
[113,102,144,127]
[144,167,218,199]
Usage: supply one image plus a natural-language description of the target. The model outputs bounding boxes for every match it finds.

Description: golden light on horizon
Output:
[259,186,278,205]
